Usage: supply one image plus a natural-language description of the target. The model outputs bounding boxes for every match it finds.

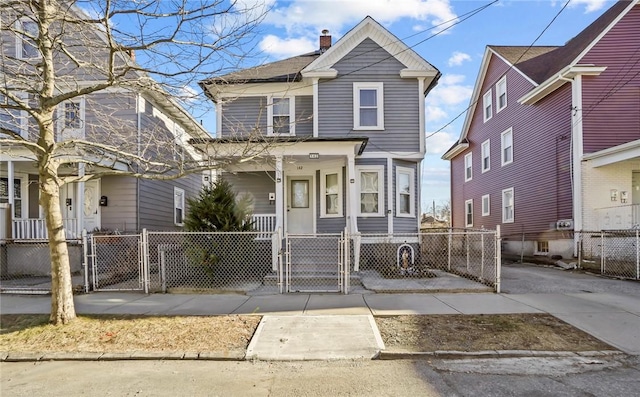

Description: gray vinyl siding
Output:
[100,175,138,232]
[393,160,419,233]
[138,174,202,231]
[316,168,347,233]
[220,97,267,136]
[223,172,276,214]
[317,38,420,152]
[355,158,388,233]
[295,96,314,137]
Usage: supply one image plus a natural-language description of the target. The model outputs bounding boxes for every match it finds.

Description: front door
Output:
[287,177,313,234]
[83,180,100,232]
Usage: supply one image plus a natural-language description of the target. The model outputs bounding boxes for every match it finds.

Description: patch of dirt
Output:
[375,314,614,352]
[0,314,260,353]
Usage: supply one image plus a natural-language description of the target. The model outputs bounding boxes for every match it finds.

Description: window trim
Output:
[465,199,473,227]
[267,95,295,136]
[535,241,549,255]
[496,76,507,112]
[482,194,490,216]
[483,89,492,122]
[395,166,415,218]
[15,17,40,60]
[174,187,185,226]
[353,82,384,130]
[502,187,514,224]
[481,139,490,173]
[56,97,85,140]
[501,127,513,166]
[464,152,472,182]
[356,165,385,217]
[320,168,343,218]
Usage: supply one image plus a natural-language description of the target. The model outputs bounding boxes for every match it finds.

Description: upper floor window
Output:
[496,76,507,112]
[0,92,28,139]
[16,18,39,59]
[502,187,514,223]
[353,82,384,130]
[357,165,384,216]
[464,152,472,182]
[268,96,294,135]
[57,98,85,140]
[483,89,492,122]
[396,166,415,217]
[501,127,513,166]
[174,187,185,226]
[321,169,343,218]
[465,199,473,227]
[481,139,490,173]
[482,194,490,216]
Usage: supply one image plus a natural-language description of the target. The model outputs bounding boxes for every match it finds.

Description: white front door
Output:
[287,176,314,234]
[83,180,100,232]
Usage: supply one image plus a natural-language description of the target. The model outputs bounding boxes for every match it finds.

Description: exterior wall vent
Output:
[556,219,573,230]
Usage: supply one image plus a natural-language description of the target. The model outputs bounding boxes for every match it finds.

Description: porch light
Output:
[610,189,618,201]
[276,177,281,183]
[309,153,319,159]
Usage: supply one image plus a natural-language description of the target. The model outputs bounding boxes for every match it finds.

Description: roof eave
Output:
[518,65,607,105]
[442,142,469,160]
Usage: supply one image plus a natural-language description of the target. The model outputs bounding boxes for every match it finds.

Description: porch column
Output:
[7,160,14,215]
[275,155,284,231]
[77,163,85,238]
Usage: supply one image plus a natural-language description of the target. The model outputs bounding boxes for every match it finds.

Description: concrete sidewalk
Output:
[2,290,639,357]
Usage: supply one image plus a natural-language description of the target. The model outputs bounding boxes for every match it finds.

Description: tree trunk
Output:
[41,173,76,324]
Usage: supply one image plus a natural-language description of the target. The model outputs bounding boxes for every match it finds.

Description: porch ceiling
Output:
[584,139,640,168]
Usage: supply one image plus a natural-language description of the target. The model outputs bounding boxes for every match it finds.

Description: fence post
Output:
[577,232,582,269]
[481,231,485,281]
[600,231,605,275]
[636,229,639,280]
[142,228,149,294]
[447,228,452,271]
[495,225,501,293]
[82,229,89,293]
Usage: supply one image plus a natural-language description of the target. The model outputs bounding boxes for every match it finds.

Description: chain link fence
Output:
[285,233,345,293]
[0,238,85,294]
[358,229,500,291]
[578,230,640,280]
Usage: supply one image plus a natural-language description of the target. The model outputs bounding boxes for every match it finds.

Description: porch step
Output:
[262,272,362,287]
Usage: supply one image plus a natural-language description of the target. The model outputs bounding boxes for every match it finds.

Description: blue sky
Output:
[194,0,617,213]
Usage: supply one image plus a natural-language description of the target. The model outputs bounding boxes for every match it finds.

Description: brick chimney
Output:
[319,29,331,52]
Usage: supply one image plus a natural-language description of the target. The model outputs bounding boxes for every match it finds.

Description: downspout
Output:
[136,93,141,232]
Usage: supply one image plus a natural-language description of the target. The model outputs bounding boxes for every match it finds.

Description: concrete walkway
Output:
[2,290,639,357]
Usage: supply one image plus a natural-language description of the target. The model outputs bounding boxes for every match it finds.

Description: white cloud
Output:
[427,74,472,106]
[567,0,609,13]
[425,105,448,123]
[424,130,457,155]
[447,51,471,67]
[265,0,457,36]
[259,34,316,58]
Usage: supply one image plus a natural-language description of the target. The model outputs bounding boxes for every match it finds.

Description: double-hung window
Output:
[321,169,343,217]
[482,194,490,216]
[174,187,185,226]
[464,152,472,182]
[57,97,85,140]
[483,90,492,122]
[496,76,507,112]
[502,187,514,223]
[501,127,513,166]
[16,18,39,59]
[481,139,490,173]
[465,199,473,227]
[357,165,384,216]
[268,96,294,135]
[396,166,414,217]
[353,82,384,130]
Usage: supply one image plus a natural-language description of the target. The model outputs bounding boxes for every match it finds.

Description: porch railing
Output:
[595,204,640,230]
[11,218,79,240]
[252,213,276,238]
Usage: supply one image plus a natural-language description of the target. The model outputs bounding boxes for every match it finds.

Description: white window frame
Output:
[15,18,39,60]
[356,165,385,217]
[56,97,85,140]
[482,194,490,216]
[481,139,490,173]
[535,241,549,255]
[464,152,472,182]
[501,127,513,166]
[395,166,415,218]
[267,96,295,136]
[0,173,28,219]
[174,187,185,226]
[320,169,343,218]
[502,187,514,223]
[496,76,507,112]
[465,199,473,227]
[353,82,384,130]
[483,89,492,122]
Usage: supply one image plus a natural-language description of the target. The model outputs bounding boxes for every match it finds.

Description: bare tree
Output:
[0,0,270,324]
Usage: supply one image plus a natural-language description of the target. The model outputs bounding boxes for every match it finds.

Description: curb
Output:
[1,349,624,362]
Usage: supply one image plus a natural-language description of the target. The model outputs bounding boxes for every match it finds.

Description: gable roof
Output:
[443,0,637,160]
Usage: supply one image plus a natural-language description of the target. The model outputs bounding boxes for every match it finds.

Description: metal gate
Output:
[90,233,146,291]
[284,232,349,293]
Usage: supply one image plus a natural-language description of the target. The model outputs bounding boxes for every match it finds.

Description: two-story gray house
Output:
[198,17,440,270]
